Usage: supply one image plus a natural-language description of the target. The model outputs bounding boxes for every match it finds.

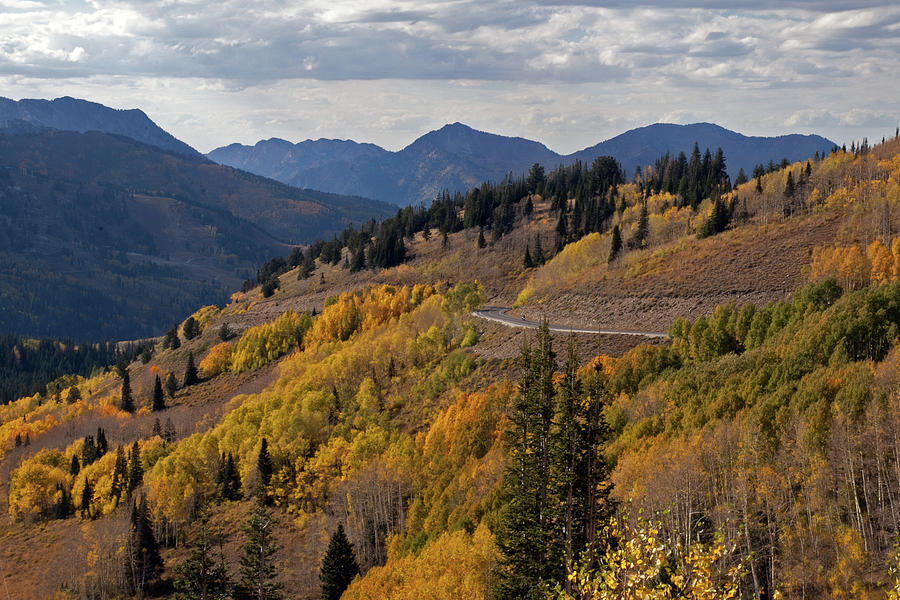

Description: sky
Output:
[0,1,898,154]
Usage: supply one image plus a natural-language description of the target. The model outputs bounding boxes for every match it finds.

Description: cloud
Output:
[0,1,897,152]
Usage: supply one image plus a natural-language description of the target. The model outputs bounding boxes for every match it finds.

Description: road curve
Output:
[472,306,669,339]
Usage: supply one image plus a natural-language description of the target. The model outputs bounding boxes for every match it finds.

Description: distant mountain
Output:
[0,129,396,339]
[209,122,835,205]
[569,122,835,180]
[0,96,200,157]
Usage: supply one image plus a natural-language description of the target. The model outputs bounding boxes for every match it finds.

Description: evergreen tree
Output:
[477,228,486,249]
[734,168,748,186]
[66,386,81,404]
[698,196,732,239]
[151,375,166,411]
[120,368,135,413]
[319,523,359,600]
[164,417,177,443]
[70,454,80,476]
[173,518,232,600]
[785,171,796,198]
[524,195,534,217]
[183,316,200,340]
[111,445,128,503]
[152,418,163,438]
[555,210,568,252]
[494,320,559,599]
[164,325,181,350]
[97,427,108,454]
[756,176,763,194]
[523,246,534,269]
[608,224,622,263]
[257,438,274,494]
[184,351,200,387]
[237,500,282,600]
[261,279,279,298]
[128,441,143,495]
[218,452,242,501]
[627,202,649,249]
[54,484,73,519]
[80,479,93,519]
[166,372,178,398]
[126,496,163,596]
[218,323,233,342]
[533,236,545,265]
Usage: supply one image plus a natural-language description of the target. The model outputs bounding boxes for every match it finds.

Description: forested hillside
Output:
[0,129,395,339]
[1,133,899,600]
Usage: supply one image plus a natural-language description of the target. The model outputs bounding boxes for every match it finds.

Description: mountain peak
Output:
[0,96,198,157]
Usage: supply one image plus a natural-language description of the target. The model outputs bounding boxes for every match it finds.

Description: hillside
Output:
[0,129,396,339]
[1,135,900,600]
[0,96,200,157]
[208,122,834,205]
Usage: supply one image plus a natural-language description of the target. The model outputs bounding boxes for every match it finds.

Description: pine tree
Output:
[608,224,622,263]
[533,236,545,265]
[120,369,135,413]
[555,210,568,252]
[128,441,143,495]
[70,454,80,476]
[320,523,359,600]
[111,445,128,503]
[54,484,73,519]
[164,417,177,443]
[126,496,163,596]
[734,168,748,187]
[218,452,242,501]
[477,228,486,249]
[152,418,163,438]
[218,323,233,342]
[164,325,181,350]
[166,372,178,398]
[184,351,199,387]
[80,479,93,519]
[627,201,649,250]
[152,375,166,411]
[257,438,274,494]
[756,176,763,194]
[97,427,108,454]
[523,246,534,269]
[66,386,81,404]
[183,316,200,340]
[173,517,232,600]
[785,171,796,198]
[494,320,559,599]
[237,500,282,600]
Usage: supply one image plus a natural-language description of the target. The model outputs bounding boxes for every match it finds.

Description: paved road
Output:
[472,306,669,338]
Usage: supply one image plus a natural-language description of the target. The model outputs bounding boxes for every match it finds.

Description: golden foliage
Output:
[556,517,743,600]
[199,341,233,377]
[342,524,497,600]
[809,238,900,289]
[230,309,312,373]
[8,449,70,520]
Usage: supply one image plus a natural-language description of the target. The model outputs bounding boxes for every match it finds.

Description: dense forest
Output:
[0,334,129,405]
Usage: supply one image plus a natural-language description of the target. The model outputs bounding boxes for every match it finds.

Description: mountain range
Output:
[209,122,836,205]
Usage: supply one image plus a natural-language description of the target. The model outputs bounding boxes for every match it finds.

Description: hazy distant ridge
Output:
[0,96,200,157]
[210,122,835,205]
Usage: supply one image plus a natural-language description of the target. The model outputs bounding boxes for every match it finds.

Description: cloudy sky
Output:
[1,1,898,153]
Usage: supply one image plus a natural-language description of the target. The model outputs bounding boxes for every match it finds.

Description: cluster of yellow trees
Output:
[809,238,900,290]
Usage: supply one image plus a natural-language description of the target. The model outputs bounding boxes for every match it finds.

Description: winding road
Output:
[472,306,669,339]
